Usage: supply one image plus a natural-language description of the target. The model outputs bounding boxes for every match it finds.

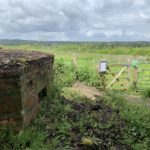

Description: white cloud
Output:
[139,11,149,19]
[0,0,150,41]
[134,0,146,7]
[86,31,94,37]
[104,30,122,37]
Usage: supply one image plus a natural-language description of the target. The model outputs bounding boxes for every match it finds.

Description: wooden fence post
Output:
[127,65,131,85]
[131,60,139,89]
[72,52,77,67]
[100,73,107,91]
[133,67,138,88]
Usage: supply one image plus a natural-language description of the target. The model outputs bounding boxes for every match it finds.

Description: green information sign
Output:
[131,60,139,67]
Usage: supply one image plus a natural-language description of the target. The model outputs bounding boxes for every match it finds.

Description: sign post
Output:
[99,61,107,91]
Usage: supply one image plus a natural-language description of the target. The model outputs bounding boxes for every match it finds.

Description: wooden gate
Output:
[138,62,150,89]
[104,62,150,90]
[105,63,132,90]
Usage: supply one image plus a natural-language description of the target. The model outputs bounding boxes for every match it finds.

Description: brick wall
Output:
[0,52,54,131]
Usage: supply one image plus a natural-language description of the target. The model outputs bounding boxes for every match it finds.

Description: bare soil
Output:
[72,81,150,108]
[72,81,103,100]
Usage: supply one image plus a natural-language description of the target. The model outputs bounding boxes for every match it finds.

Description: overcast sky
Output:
[0,0,150,41]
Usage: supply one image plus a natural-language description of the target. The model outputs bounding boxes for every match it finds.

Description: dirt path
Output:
[67,81,150,108]
[72,81,102,100]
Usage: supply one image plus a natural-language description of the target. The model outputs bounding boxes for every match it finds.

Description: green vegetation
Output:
[2,42,150,56]
[0,43,150,149]
[105,92,150,149]
[142,88,150,98]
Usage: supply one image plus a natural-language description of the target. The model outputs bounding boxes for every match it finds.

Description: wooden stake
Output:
[127,65,131,85]
[133,67,138,88]
[72,52,77,67]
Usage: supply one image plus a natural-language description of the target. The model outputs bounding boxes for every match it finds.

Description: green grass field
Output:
[3,43,150,56]
[1,43,150,149]
[3,43,150,90]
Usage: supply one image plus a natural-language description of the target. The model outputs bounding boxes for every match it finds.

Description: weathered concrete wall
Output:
[0,50,54,131]
[0,76,23,130]
[20,57,54,126]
